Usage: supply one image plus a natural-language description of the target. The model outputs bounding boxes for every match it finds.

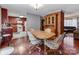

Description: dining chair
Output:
[27,31,42,45]
[27,31,42,54]
[44,32,66,55]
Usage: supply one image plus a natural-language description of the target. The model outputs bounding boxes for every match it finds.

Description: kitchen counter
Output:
[3,34,11,37]
[2,27,12,29]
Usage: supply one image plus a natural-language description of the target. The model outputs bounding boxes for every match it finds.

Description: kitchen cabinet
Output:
[8,16,26,32]
[0,8,1,32]
[1,8,8,24]
[1,27,13,47]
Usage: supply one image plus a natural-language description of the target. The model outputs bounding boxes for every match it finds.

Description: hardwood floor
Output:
[63,33,79,55]
[1,33,79,55]
[10,37,44,55]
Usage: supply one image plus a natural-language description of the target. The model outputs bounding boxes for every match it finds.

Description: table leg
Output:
[44,40,47,55]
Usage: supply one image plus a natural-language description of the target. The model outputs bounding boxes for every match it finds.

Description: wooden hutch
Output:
[41,11,64,36]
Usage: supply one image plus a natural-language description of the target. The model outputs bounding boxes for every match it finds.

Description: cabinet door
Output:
[1,8,8,24]
[8,16,17,32]
[0,8,1,32]
[50,15,56,25]
[50,15,57,34]
[47,17,50,25]
[11,24,17,32]
[9,16,17,24]
[48,16,50,24]
[44,17,47,25]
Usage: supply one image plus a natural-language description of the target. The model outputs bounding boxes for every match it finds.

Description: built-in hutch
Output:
[41,11,64,36]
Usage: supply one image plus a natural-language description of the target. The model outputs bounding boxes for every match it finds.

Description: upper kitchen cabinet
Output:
[0,8,1,32]
[8,16,27,32]
[1,8,8,24]
[8,16,17,25]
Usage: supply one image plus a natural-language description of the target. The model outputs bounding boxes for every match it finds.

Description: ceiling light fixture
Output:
[30,4,43,10]
[19,16,24,18]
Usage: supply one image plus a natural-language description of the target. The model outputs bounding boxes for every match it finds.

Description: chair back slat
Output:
[27,31,41,45]
[57,32,66,45]
[45,32,66,49]
[27,31,37,41]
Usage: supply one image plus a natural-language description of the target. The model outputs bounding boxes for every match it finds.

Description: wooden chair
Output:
[44,32,66,55]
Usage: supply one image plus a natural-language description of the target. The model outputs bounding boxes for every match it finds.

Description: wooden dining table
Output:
[31,30,55,39]
[30,30,56,54]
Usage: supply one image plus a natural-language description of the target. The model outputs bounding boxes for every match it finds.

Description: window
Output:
[64,18,77,27]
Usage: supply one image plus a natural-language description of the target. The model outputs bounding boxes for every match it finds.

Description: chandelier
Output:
[30,4,43,10]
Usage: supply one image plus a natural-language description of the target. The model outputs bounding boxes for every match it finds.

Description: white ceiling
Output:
[0,4,79,17]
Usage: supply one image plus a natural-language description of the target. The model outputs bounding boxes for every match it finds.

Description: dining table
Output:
[30,30,56,54]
